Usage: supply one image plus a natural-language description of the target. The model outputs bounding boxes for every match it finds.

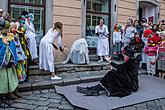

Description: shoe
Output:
[51,76,62,80]
[76,86,99,96]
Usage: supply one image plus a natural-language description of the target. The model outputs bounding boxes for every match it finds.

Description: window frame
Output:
[86,0,111,53]
[8,0,46,34]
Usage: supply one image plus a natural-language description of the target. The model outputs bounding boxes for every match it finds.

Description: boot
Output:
[14,88,22,98]
[6,93,17,100]
[76,84,103,96]
[77,86,99,96]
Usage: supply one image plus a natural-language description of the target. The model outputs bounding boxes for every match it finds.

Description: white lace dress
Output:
[95,25,109,56]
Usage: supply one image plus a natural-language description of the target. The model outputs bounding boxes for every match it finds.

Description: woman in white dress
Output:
[95,18,109,62]
[39,22,63,80]
[24,13,38,61]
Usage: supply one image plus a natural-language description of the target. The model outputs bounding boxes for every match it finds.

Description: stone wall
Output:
[160,0,165,20]
[117,0,137,25]
[52,0,81,50]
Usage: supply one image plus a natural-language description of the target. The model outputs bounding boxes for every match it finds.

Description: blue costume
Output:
[0,38,18,68]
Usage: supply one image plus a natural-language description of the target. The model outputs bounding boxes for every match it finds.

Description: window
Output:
[10,0,44,5]
[86,0,110,48]
[9,0,45,45]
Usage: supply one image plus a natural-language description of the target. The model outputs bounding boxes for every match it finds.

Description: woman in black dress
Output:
[77,47,139,97]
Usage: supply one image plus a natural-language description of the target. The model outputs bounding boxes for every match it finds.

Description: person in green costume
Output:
[0,19,22,102]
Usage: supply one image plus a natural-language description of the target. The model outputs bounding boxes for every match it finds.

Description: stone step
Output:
[29,61,109,76]
[89,55,100,61]
[19,70,107,92]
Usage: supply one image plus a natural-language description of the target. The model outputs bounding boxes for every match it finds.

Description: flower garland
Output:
[0,33,14,44]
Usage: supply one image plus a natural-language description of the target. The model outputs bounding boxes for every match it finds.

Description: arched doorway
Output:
[138,0,159,23]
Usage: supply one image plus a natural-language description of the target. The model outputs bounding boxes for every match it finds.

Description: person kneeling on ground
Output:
[77,47,139,97]
[62,38,89,64]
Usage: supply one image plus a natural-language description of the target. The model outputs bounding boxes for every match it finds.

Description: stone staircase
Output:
[29,61,109,76]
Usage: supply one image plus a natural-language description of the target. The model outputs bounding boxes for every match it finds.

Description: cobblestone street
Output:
[1,88,165,110]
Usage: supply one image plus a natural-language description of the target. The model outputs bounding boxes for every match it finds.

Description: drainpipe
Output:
[110,0,118,54]
[81,0,86,38]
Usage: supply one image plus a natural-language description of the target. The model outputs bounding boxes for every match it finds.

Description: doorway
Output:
[138,1,158,23]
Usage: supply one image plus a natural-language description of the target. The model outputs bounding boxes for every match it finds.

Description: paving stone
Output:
[42,94,52,98]
[47,98,61,103]
[36,97,48,101]
[162,106,165,110]
[33,101,49,106]
[34,106,48,110]
[24,95,41,100]
[11,103,37,109]
[49,95,64,100]
[61,98,67,101]
[11,103,27,108]
[47,108,58,110]
[159,99,165,103]
[63,78,81,85]
[148,106,163,110]
[134,103,147,108]
[33,90,41,94]
[3,108,15,110]
[61,100,70,105]
[24,100,36,105]
[47,103,60,108]
[40,89,49,93]
[15,108,27,110]
[48,89,55,93]
[12,99,28,103]
[58,104,75,110]
[23,104,38,110]
[147,101,156,108]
